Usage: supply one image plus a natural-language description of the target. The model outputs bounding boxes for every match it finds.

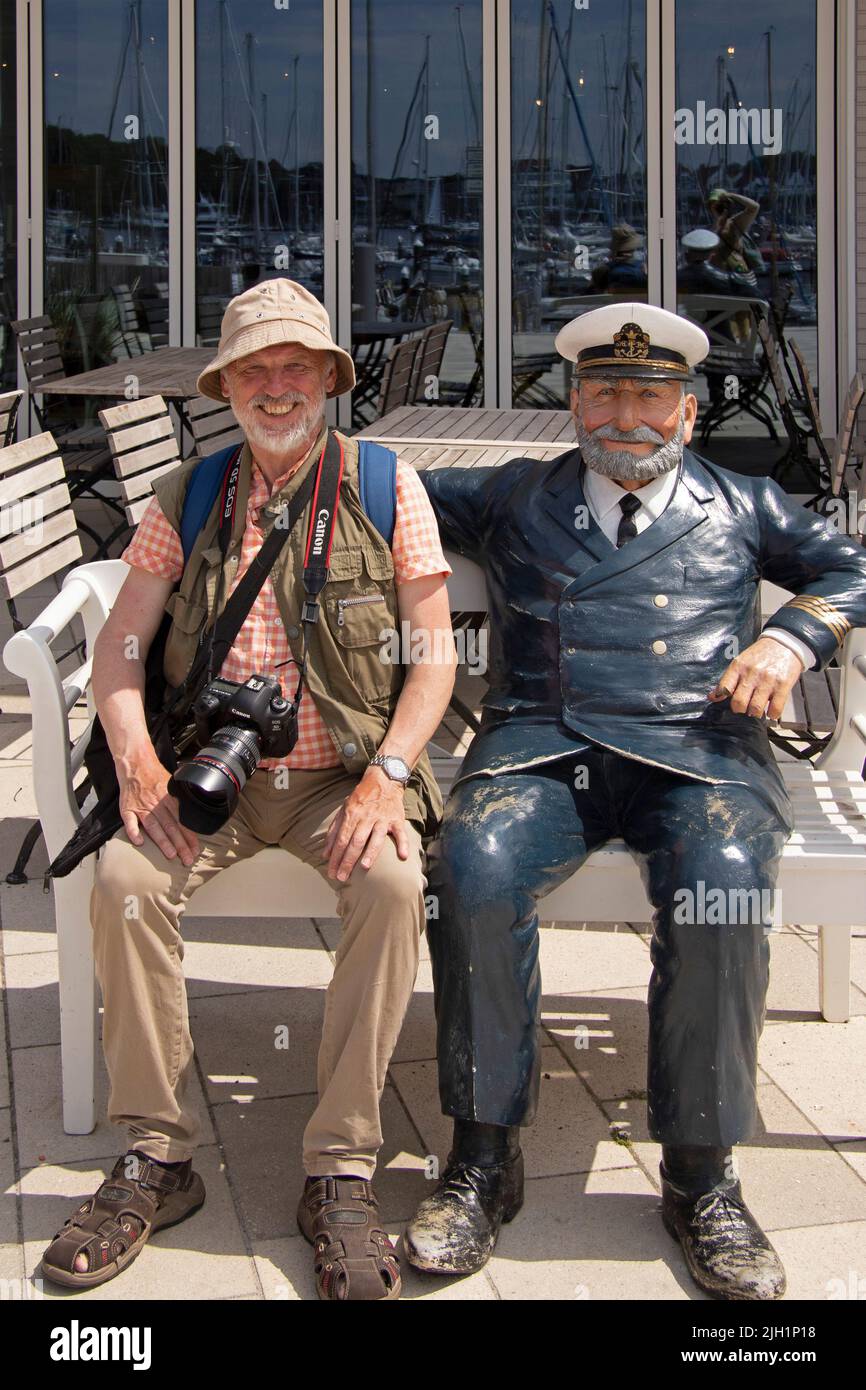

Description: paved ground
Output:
[1,551,865,1303]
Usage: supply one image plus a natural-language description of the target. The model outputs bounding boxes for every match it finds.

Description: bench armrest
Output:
[2,560,128,859]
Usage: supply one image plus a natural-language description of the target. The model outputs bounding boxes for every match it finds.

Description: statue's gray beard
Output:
[577,407,685,481]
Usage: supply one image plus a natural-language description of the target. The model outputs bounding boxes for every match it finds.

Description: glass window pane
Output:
[1,0,16,391]
[195,0,324,344]
[511,0,648,408]
[351,0,484,426]
[44,0,169,379]
[674,1,817,480]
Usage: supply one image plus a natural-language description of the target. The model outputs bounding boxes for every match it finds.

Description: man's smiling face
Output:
[220,344,336,455]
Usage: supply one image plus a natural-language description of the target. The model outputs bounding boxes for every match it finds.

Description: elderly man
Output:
[41,279,456,1301]
[405,303,866,1299]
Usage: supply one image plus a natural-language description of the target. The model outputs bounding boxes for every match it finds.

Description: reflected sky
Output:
[511,0,646,175]
[43,0,168,139]
[196,0,323,166]
[675,0,816,173]
[351,0,483,177]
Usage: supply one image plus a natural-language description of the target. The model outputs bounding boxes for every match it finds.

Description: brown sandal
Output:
[41,1153,205,1290]
[297,1176,401,1301]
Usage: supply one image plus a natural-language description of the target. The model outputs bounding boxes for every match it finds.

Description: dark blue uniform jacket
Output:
[422,447,866,826]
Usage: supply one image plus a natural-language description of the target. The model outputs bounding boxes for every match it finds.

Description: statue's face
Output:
[570,376,698,483]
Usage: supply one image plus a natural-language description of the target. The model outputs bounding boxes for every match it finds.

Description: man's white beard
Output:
[232,384,327,456]
[577,401,686,481]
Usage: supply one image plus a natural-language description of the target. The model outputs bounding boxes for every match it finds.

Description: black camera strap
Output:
[162,429,345,723]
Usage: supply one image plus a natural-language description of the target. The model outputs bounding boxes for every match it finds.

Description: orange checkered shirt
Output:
[121,445,452,769]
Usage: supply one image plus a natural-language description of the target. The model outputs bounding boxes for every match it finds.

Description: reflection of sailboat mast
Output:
[380,42,427,231]
[546,0,611,226]
[219,0,230,223]
[366,0,377,245]
[294,55,300,243]
[246,33,261,254]
[104,0,167,249]
[559,1,574,228]
[619,0,635,221]
[536,0,549,273]
[261,92,270,238]
[716,53,728,187]
[455,6,480,145]
[765,26,778,300]
[415,35,431,225]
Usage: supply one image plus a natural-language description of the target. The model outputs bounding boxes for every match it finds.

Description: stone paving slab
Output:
[0,1107,17,1246]
[601,1081,866,1234]
[5,949,61,1049]
[538,920,653,994]
[0,997,9,1110]
[0,870,58,954]
[770,1221,866,1301]
[212,1083,426,1242]
[758,1015,866,1140]
[191,985,325,1105]
[181,915,333,998]
[542,984,649,1103]
[11,1043,215,1169]
[485,1168,699,1300]
[389,1046,638,1180]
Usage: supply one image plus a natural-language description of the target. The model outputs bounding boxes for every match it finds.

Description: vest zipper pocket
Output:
[337,593,386,626]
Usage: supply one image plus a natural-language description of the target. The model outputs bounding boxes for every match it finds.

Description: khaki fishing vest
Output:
[151,426,443,838]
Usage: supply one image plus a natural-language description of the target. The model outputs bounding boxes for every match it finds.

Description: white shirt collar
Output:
[582,464,679,524]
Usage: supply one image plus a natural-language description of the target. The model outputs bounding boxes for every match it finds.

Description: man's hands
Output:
[708,635,804,721]
[324,767,410,882]
[119,748,200,868]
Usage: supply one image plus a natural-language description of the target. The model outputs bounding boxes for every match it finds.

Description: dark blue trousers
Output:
[427,749,789,1147]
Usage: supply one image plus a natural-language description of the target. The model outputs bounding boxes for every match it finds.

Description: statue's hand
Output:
[708,636,804,720]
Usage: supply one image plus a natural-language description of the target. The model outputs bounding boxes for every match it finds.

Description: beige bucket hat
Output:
[195,278,356,402]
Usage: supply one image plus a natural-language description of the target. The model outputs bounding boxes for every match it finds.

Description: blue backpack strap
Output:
[179,445,239,564]
[358,439,398,547]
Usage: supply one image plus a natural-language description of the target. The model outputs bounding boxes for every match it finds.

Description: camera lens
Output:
[169,725,262,834]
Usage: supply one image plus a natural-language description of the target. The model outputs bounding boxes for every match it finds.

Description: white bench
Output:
[4,555,866,1135]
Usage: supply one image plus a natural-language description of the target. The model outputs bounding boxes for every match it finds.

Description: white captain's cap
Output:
[681,228,720,251]
[555,302,710,381]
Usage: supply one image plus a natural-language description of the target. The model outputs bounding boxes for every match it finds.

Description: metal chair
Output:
[677,295,777,445]
[98,395,184,526]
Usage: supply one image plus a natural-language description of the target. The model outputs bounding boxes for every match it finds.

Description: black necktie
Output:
[616,493,642,548]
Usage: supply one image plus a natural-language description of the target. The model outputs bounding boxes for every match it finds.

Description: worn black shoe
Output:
[661,1169,786,1301]
[404,1150,524,1274]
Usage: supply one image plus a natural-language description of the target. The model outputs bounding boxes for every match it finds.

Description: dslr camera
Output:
[169,674,298,833]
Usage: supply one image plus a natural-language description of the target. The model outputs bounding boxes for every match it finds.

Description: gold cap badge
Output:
[613,322,651,360]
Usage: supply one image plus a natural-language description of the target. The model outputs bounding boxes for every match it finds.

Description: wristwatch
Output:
[368,753,411,785]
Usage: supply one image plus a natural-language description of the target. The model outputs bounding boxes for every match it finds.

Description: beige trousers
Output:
[90,765,428,1179]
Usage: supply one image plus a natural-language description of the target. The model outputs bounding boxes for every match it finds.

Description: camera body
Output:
[169,674,298,834]
[192,674,297,760]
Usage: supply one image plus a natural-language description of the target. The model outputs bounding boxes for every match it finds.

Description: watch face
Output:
[383,756,410,781]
